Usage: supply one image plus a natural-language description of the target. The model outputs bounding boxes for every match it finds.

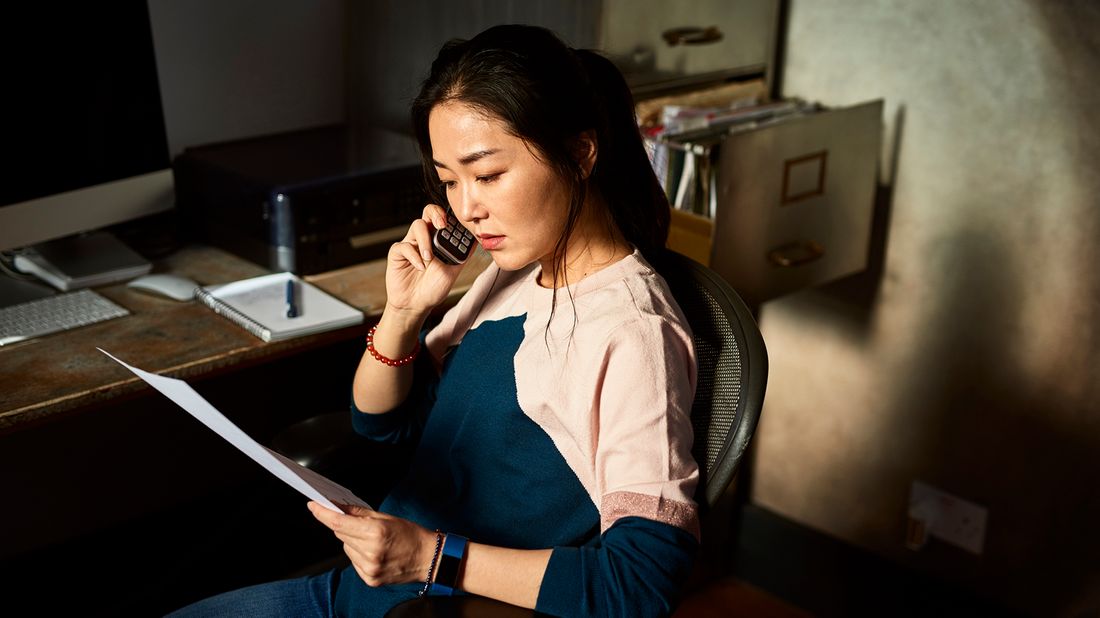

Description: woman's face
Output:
[428,101,572,274]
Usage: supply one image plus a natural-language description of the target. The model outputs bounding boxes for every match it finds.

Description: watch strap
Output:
[430,533,468,595]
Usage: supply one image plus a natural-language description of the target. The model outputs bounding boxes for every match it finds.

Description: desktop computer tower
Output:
[173,125,429,276]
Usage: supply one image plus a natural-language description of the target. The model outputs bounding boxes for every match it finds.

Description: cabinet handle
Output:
[662,26,723,46]
[767,240,825,267]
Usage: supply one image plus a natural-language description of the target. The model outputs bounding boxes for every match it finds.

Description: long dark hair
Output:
[411,24,670,282]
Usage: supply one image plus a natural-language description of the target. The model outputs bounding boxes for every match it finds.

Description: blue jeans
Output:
[164,569,338,618]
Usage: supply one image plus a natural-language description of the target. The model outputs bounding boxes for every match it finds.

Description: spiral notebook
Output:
[196,272,363,342]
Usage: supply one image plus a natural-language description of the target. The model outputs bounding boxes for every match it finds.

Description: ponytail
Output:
[574,49,671,257]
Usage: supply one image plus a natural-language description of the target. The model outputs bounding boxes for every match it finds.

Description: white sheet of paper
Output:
[99,348,371,513]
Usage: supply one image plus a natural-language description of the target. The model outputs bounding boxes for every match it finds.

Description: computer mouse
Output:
[127,273,200,302]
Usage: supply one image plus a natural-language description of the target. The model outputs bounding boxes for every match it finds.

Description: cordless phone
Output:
[431,209,476,265]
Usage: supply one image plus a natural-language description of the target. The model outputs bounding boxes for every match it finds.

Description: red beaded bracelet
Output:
[365,324,420,366]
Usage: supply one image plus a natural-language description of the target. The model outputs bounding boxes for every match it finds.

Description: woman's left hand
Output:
[307,502,437,587]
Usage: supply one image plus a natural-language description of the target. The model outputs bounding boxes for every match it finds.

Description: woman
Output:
[169,24,700,618]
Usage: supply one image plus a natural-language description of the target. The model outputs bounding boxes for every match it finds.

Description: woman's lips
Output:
[478,234,504,250]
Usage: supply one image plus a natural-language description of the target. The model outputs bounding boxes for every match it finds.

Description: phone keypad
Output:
[433,211,475,264]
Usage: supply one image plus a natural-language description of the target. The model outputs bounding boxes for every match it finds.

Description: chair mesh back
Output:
[653,249,764,510]
[676,279,743,502]
[686,288,743,481]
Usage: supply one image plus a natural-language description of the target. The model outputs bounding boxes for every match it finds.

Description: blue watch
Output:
[430,533,468,595]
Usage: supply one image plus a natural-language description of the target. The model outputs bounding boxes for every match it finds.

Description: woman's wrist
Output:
[381,303,430,332]
[371,307,428,358]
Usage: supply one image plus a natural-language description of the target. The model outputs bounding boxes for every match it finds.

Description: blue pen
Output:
[285,279,299,318]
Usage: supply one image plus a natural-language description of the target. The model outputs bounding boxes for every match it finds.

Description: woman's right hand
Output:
[384,204,466,317]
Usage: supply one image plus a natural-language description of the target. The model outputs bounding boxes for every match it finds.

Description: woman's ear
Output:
[572,131,598,179]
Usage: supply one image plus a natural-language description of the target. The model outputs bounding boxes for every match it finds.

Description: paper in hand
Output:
[98,348,371,513]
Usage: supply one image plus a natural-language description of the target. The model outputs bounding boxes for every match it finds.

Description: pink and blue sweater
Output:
[336,250,700,617]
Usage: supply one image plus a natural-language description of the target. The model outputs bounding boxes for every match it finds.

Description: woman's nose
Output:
[453,184,484,224]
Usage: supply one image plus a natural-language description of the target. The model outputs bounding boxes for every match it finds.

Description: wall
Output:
[346,0,601,136]
[148,0,345,156]
[752,1,1100,615]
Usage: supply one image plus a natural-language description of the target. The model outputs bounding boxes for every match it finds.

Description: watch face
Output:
[431,534,468,594]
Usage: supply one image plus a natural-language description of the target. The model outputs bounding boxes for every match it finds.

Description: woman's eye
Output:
[476,173,501,184]
[441,180,457,191]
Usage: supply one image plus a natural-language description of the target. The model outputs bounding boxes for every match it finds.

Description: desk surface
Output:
[0,244,491,434]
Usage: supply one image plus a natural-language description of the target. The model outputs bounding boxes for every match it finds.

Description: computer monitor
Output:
[0,2,174,253]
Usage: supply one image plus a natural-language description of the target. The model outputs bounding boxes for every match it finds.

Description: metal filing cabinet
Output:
[602,0,884,306]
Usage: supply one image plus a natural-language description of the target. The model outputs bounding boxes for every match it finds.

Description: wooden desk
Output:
[0,244,489,614]
[0,244,491,435]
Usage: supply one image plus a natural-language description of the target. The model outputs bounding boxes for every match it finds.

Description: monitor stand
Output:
[12,231,152,292]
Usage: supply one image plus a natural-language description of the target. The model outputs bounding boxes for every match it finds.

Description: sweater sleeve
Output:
[535,516,699,617]
[537,311,701,617]
[594,316,700,535]
[536,296,699,611]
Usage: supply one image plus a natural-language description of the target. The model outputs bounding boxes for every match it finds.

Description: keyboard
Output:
[0,288,130,346]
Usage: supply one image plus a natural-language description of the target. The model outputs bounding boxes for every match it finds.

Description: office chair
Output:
[272,248,768,617]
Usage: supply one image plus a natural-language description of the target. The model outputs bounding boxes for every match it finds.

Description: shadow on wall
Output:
[796,196,1100,617]
[1012,2,1100,614]
[768,99,1100,614]
[754,1,1100,615]
[891,224,1100,616]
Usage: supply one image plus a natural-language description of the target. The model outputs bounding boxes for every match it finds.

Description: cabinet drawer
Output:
[706,100,883,305]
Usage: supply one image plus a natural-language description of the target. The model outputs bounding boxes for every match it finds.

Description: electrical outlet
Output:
[908,481,988,554]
